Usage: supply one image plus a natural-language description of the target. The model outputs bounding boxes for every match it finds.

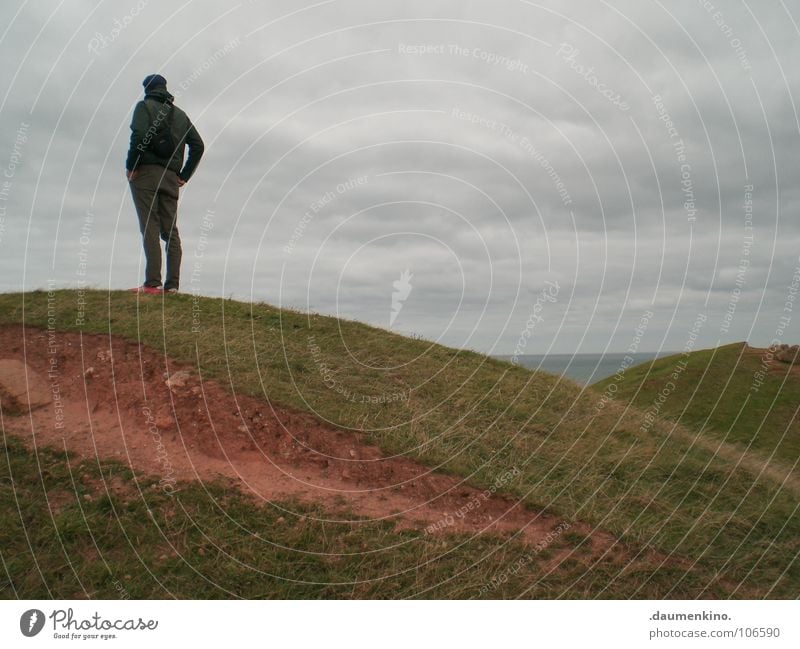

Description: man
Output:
[126,74,204,293]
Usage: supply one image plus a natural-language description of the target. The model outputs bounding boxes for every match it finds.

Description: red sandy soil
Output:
[0,325,658,568]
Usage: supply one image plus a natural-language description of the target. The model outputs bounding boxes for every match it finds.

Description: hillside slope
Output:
[593,342,800,462]
[1,325,676,599]
[1,290,798,597]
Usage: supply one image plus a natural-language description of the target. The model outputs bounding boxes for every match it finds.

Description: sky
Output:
[0,0,799,355]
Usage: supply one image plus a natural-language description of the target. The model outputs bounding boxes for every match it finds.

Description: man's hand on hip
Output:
[177,178,186,187]
[126,169,137,182]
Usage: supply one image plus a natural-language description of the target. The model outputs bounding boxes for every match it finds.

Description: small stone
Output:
[83,366,95,378]
[276,516,285,524]
[165,370,191,389]
[349,449,356,458]
[0,359,52,413]
[83,494,93,502]
[197,547,206,556]
[775,344,799,364]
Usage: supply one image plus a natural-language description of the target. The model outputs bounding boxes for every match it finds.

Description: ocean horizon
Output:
[492,351,677,385]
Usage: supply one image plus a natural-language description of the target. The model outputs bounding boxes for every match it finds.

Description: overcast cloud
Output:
[1,0,799,354]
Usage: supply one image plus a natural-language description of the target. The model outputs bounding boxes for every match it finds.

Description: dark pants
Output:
[129,165,181,290]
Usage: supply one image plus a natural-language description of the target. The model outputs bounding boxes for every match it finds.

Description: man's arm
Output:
[125,101,150,175]
[178,122,204,183]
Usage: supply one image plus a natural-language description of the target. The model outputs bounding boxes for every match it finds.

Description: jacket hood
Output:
[144,86,174,103]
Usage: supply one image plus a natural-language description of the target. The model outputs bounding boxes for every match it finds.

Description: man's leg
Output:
[158,173,181,291]
[130,166,163,287]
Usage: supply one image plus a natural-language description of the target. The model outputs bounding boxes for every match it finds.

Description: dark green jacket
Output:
[125,86,204,182]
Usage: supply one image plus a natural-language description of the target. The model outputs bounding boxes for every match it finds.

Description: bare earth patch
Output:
[1,325,670,571]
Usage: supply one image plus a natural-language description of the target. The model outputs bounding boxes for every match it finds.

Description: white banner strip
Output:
[1,600,798,648]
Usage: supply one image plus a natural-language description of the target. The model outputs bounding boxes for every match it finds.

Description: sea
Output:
[492,352,675,385]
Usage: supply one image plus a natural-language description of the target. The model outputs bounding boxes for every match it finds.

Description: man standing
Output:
[126,74,204,293]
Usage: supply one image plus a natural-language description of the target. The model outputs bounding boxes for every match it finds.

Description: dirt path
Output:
[0,325,654,567]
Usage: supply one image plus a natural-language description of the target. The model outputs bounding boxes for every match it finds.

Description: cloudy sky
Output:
[1,0,798,354]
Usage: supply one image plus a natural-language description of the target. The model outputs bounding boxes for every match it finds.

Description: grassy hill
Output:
[593,342,800,462]
[1,290,799,598]
[3,435,621,599]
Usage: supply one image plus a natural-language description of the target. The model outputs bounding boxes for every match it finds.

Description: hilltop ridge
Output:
[1,290,798,598]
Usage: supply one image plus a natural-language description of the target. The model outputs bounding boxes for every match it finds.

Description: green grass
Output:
[1,289,799,597]
[1,434,699,599]
[592,343,800,462]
